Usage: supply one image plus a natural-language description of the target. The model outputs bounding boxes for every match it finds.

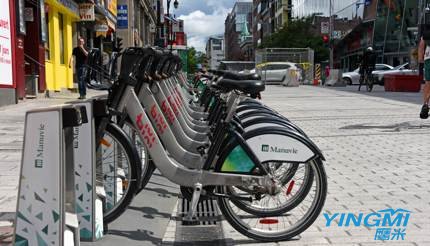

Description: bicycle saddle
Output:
[216,78,265,95]
[212,70,261,81]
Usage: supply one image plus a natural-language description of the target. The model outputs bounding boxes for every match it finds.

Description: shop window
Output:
[58,13,65,64]
[44,9,50,60]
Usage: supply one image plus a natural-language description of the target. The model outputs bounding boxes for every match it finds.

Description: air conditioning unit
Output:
[150,23,156,33]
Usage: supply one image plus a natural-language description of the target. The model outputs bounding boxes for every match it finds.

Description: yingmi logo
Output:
[261,144,298,154]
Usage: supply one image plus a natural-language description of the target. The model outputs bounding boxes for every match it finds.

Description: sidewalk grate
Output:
[178,198,222,225]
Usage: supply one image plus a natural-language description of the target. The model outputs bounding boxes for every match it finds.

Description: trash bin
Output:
[25,74,39,98]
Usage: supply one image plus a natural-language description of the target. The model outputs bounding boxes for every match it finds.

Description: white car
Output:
[255,62,302,85]
[373,63,418,85]
[342,64,393,85]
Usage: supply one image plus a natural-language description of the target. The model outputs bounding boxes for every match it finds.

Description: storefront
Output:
[44,0,79,91]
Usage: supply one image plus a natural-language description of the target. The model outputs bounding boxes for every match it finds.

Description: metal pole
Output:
[329,0,334,68]
[167,0,171,51]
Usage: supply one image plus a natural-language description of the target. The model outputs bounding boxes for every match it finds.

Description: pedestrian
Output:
[69,37,88,99]
[419,31,430,119]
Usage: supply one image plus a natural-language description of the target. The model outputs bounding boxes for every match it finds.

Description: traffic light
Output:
[113,37,123,52]
[322,35,329,44]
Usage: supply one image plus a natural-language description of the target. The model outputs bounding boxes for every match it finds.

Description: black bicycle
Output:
[358,67,374,92]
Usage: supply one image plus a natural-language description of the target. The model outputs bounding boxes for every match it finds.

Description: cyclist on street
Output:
[358,47,377,91]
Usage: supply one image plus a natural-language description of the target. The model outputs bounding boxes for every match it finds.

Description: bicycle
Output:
[98,47,327,241]
[358,67,374,92]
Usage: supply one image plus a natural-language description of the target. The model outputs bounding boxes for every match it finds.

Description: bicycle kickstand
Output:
[183,183,202,225]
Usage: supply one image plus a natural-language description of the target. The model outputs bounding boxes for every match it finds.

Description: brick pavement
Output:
[220,85,430,245]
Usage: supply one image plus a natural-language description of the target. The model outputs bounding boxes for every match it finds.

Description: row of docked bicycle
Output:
[92,47,328,242]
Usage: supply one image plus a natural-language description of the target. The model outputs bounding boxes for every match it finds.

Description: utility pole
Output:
[329,0,334,69]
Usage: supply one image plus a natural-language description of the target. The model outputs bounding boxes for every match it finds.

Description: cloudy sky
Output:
[165,0,251,52]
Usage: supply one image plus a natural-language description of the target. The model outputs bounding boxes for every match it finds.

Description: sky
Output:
[165,0,252,52]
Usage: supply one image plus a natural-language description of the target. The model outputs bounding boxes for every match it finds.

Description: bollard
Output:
[314,63,321,86]
[68,98,105,241]
[14,105,87,246]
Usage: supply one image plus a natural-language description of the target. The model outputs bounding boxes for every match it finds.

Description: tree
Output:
[187,47,207,74]
[260,17,329,63]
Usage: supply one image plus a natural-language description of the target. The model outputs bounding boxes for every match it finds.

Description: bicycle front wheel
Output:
[218,159,327,242]
[97,123,141,223]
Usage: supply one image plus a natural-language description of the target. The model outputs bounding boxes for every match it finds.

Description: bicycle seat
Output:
[212,70,261,81]
[216,78,265,94]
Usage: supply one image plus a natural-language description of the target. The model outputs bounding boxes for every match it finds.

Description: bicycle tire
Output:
[227,162,314,217]
[217,159,327,242]
[97,123,141,224]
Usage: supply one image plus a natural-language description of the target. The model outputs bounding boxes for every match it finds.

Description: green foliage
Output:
[260,17,329,63]
[187,47,206,74]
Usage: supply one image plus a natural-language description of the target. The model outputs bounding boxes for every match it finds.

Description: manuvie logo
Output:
[261,144,269,152]
[261,144,298,154]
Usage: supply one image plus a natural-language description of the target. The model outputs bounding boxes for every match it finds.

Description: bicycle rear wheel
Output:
[97,123,141,223]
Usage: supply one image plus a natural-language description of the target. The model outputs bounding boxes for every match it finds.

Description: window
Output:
[266,64,290,70]
[58,13,65,64]
[44,9,50,60]
[375,65,391,71]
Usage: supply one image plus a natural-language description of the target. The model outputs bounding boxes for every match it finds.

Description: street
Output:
[1,85,430,245]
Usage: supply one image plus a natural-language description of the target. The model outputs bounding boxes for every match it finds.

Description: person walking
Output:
[419,33,430,119]
[69,37,88,99]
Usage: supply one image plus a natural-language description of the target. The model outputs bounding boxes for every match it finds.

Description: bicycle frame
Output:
[116,85,271,187]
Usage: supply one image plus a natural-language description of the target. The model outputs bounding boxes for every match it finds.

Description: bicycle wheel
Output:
[122,120,155,193]
[366,74,373,92]
[227,161,314,217]
[217,159,327,242]
[97,123,141,223]
[358,74,364,91]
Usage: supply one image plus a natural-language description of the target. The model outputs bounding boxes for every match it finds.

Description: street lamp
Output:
[167,0,179,52]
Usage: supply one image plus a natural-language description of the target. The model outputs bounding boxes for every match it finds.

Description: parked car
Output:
[373,63,417,85]
[342,64,393,85]
[255,62,302,85]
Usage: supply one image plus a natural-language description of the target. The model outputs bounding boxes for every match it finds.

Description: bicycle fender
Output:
[244,127,325,163]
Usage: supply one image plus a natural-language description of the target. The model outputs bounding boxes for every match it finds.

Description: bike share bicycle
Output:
[89,47,328,242]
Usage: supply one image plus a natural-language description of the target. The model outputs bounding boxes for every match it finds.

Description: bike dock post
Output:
[14,105,87,246]
[68,98,106,241]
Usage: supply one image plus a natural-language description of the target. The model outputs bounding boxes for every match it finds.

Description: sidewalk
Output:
[0,90,106,244]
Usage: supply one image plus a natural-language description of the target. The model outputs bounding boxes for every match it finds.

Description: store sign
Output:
[0,1,13,86]
[321,22,329,34]
[95,23,109,32]
[18,0,26,34]
[24,8,34,22]
[79,3,95,21]
[107,0,117,17]
[40,0,47,43]
[117,5,128,29]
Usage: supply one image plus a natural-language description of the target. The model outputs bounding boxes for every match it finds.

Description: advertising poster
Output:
[0,1,13,86]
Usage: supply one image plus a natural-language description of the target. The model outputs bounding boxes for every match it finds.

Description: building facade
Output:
[206,36,225,70]
[289,0,421,70]
[252,0,275,52]
[116,0,157,47]
[225,1,253,61]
